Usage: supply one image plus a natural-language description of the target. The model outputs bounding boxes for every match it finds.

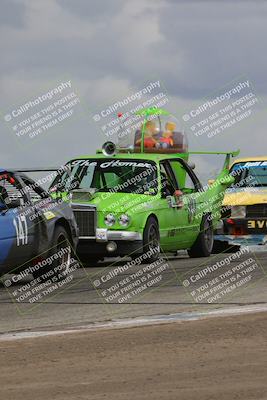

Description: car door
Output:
[168,159,203,247]
[18,174,53,255]
[0,201,17,274]
[0,172,35,274]
[155,160,189,251]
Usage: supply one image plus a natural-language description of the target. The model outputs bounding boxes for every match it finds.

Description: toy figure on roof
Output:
[156,122,176,149]
[135,120,158,148]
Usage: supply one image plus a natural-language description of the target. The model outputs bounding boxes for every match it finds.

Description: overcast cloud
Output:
[0,0,266,182]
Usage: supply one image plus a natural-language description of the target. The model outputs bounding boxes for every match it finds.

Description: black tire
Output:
[188,215,214,258]
[32,225,71,280]
[142,217,160,263]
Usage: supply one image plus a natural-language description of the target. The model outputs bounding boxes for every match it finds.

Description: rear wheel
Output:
[188,215,214,258]
[142,217,160,263]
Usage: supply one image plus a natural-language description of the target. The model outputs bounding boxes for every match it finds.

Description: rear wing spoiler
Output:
[14,167,64,190]
[16,168,60,173]
[185,150,240,170]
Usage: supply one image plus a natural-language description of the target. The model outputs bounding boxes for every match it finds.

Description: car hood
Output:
[223,187,267,206]
[71,191,156,213]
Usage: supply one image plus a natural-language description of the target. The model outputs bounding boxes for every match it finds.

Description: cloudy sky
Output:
[0,0,267,181]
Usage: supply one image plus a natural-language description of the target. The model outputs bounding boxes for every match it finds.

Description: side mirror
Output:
[188,162,196,170]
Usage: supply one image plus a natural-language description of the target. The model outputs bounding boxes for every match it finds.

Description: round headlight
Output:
[119,214,130,227]
[104,213,116,226]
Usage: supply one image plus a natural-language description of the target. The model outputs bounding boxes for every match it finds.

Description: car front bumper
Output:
[77,229,143,257]
[95,229,142,242]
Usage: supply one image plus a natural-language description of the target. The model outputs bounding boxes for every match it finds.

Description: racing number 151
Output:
[13,215,28,246]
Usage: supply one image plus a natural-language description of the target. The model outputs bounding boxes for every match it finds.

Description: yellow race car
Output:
[214,156,267,248]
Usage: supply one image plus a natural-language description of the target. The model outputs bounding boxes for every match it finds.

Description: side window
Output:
[0,174,25,206]
[160,163,177,196]
[20,177,43,203]
[169,160,198,193]
[184,173,196,192]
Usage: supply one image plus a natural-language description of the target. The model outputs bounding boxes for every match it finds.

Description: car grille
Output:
[72,206,96,238]
[246,204,267,218]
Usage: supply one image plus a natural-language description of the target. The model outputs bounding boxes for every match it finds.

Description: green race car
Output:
[50,108,237,264]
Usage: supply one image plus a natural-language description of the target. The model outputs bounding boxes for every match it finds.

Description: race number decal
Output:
[13,215,28,246]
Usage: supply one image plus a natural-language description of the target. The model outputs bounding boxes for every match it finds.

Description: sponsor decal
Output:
[243,161,267,168]
[100,160,152,169]
[69,159,153,169]
[43,211,56,220]
[69,160,97,167]
[247,220,267,229]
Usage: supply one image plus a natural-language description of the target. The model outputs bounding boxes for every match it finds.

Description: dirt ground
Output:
[0,312,266,400]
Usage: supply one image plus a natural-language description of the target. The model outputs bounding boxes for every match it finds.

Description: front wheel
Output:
[32,225,72,280]
[142,217,160,263]
[188,215,214,258]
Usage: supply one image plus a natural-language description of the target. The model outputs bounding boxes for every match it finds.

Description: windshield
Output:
[51,159,158,195]
[230,161,267,188]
